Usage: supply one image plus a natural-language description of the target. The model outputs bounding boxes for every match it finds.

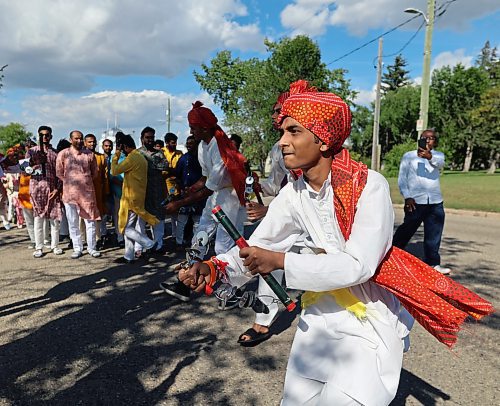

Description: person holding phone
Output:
[393,129,450,274]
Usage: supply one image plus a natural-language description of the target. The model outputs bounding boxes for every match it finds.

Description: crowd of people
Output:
[0,80,494,405]
[0,125,219,263]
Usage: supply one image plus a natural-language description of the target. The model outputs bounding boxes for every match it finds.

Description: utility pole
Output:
[166,98,171,133]
[371,37,383,172]
[416,0,435,136]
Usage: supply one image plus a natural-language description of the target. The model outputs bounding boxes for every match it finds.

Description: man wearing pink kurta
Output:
[56,130,101,259]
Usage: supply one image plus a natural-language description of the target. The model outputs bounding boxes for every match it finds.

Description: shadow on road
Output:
[391,369,451,405]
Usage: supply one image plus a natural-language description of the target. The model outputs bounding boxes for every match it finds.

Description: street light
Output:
[406,0,435,136]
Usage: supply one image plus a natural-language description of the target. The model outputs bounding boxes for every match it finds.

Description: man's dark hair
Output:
[56,139,71,152]
[164,132,178,143]
[38,125,52,134]
[186,135,195,143]
[84,133,97,141]
[121,134,136,149]
[103,138,113,146]
[154,139,164,148]
[141,126,155,138]
[230,134,242,149]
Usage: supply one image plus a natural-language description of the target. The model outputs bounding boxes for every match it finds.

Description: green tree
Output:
[194,35,356,172]
[0,122,32,154]
[350,105,373,159]
[381,54,410,95]
[379,85,420,154]
[430,64,490,171]
[470,86,500,173]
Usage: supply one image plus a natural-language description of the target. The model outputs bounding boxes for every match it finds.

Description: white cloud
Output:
[432,49,473,70]
[0,0,265,92]
[354,86,376,106]
[18,90,216,144]
[280,0,500,37]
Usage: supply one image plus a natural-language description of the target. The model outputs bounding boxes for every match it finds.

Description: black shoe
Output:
[96,239,104,250]
[67,240,73,249]
[160,281,191,302]
[114,257,135,264]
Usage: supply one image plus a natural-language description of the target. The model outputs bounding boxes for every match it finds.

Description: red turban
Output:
[275,79,317,106]
[187,101,218,128]
[279,91,351,153]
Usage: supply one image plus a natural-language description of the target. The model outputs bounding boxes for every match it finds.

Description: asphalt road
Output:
[0,208,498,406]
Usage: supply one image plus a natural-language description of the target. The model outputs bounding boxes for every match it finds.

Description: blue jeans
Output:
[393,202,445,266]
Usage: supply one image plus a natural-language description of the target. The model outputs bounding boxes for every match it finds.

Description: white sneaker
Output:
[434,265,451,275]
[89,250,101,258]
[71,251,83,259]
[53,247,63,255]
[33,249,43,258]
[4,223,12,231]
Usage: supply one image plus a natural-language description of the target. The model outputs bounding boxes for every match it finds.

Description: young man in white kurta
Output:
[196,135,245,255]
[180,90,411,405]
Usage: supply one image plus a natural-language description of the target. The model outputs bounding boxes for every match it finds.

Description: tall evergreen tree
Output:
[381,54,410,95]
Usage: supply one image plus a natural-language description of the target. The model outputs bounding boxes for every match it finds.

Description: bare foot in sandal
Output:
[238,323,270,347]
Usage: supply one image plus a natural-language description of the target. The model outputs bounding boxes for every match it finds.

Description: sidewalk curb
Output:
[393,204,500,218]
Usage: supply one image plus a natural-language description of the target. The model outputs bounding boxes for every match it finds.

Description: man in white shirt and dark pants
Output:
[393,129,450,274]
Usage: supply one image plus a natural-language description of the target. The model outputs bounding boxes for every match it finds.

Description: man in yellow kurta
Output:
[162,132,183,240]
[111,133,159,263]
[84,134,109,247]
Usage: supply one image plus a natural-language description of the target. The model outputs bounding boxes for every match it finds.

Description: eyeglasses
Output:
[420,136,436,141]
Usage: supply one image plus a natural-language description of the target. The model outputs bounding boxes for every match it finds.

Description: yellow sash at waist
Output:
[302,288,367,320]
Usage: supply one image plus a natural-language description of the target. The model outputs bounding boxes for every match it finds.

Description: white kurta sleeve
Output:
[260,143,287,197]
[284,174,394,292]
[204,145,230,192]
[217,185,302,286]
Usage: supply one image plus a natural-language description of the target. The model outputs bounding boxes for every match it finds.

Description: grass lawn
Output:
[386,170,500,212]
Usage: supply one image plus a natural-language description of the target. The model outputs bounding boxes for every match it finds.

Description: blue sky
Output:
[0,0,498,145]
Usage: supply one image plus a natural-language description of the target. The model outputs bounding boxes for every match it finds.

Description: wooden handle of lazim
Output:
[211,205,296,312]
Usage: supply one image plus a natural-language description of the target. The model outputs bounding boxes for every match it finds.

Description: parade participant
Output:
[154,139,164,151]
[136,127,169,255]
[56,130,101,259]
[106,136,126,247]
[84,134,109,249]
[240,81,316,346]
[173,135,205,249]
[26,126,63,257]
[180,88,493,405]
[162,101,247,301]
[55,139,71,243]
[162,132,183,241]
[111,133,159,264]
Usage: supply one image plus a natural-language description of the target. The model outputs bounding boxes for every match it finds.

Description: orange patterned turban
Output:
[279,91,351,153]
[188,101,218,128]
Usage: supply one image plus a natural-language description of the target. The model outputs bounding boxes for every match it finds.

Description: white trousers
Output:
[65,203,97,253]
[176,213,201,245]
[134,217,164,251]
[22,207,35,244]
[282,370,362,406]
[113,194,124,242]
[59,207,69,236]
[124,211,154,261]
[194,189,246,255]
[34,216,60,251]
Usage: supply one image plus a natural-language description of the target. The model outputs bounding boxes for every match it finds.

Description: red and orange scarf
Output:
[280,91,494,348]
[188,101,247,206]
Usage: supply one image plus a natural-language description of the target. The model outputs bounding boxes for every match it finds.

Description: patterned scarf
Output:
[280,91,494,348]
[188,101,247,205]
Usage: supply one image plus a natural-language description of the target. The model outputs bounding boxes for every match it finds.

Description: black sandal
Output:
[237,328,271,347]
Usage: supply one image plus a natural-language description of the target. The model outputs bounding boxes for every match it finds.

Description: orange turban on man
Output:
[187,101,218,128]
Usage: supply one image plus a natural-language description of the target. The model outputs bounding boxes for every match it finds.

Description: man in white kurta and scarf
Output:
[179,90,412,405]
[163,101,247,302]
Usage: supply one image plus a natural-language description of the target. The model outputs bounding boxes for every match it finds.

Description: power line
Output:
[326,0,459,66]
[326,14,421,65]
